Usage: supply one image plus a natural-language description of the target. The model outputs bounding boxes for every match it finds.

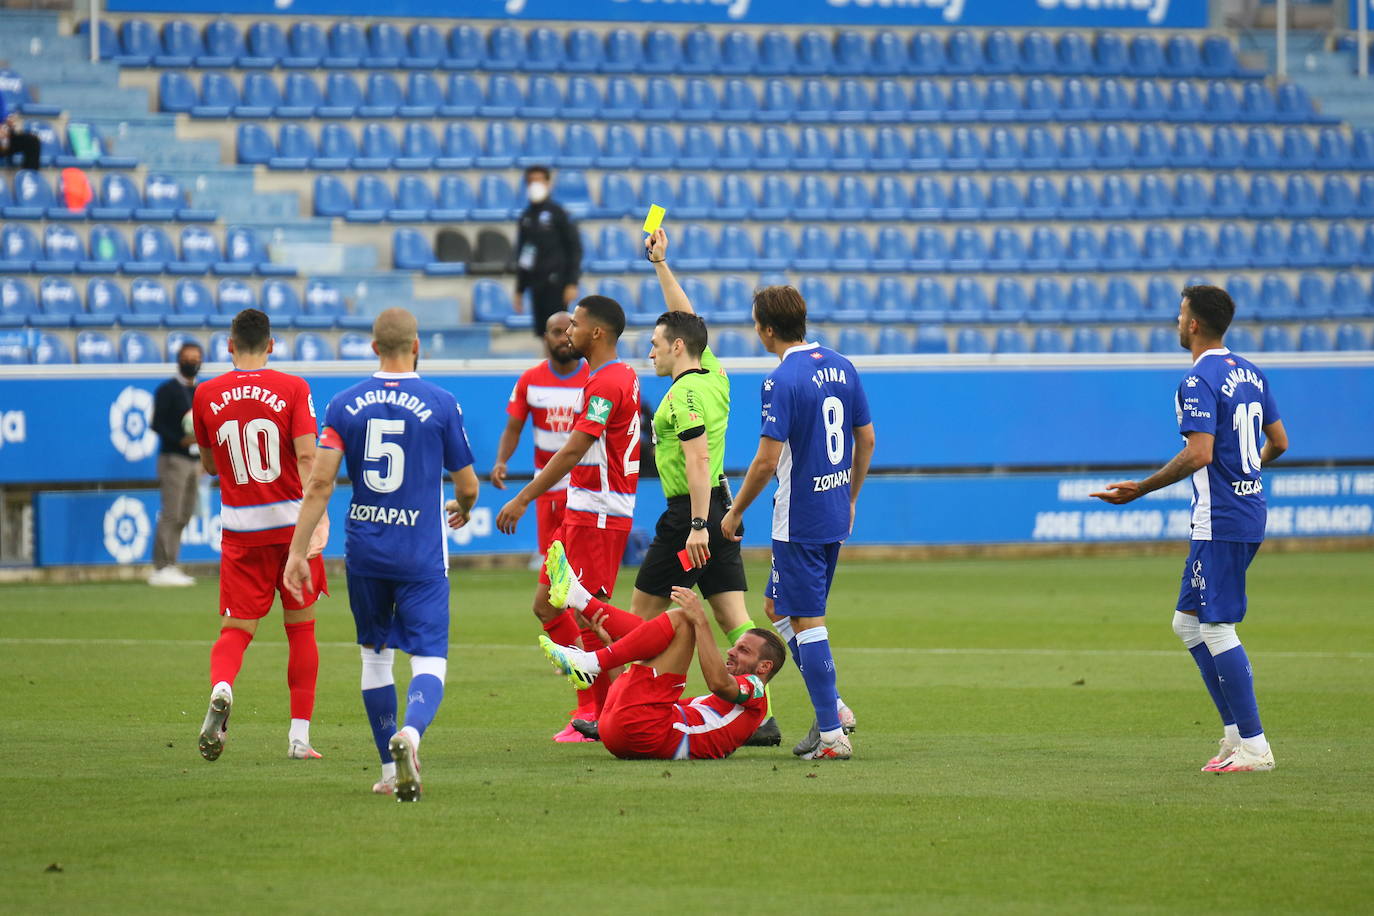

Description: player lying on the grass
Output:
[538,542,785,760]
[191,307,330,763]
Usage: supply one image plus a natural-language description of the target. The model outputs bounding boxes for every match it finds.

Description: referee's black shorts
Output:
[634,487,748,599]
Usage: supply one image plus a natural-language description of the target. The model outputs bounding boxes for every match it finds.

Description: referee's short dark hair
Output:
[752,285,807,344]
[655,311,708,358]
[1182,285,1236,337]
[230,308,272,354]
[577,295,625,340]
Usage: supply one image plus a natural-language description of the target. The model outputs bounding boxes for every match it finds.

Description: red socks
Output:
[543,609,582,648]
[595,613,677,670]
[585,597,649,641]
[209,626,253,687]
[284,619,318,721]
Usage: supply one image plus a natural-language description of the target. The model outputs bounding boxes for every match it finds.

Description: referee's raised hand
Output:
[645,227,668,262]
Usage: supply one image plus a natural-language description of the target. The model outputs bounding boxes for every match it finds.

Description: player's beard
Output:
[551,342,577,363]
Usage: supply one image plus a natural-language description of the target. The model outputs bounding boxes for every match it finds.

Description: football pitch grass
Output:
[2,550,1371,914]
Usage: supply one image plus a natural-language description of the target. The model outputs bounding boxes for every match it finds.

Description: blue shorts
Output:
[1175,540,1262,624]
[346,572,450,658]
[765,540,842,618]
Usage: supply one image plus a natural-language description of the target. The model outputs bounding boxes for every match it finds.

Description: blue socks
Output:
[404,674,445,738]
[796,625,841,733]
[361,685,397,764]
[1211,645,1262,740]
[1186,643,1236,728]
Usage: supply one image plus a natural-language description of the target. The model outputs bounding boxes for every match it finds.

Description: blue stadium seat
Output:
[170,226,217,276]
[824,280,868,325]
[754,30,794,76]
[1063,226,1101,271]
[1059,125,1093,169]
[1139,224,1178,270]
[635,28,678,74]
[1022,176,1060,219]
[1335,323,1369,350]
[1020,31,1055,74]
[1223,274,1258,321]
[837,327,874,357]
[948,227,987,271]
[215,278,256,326]
[192,72,238,119]
[230,73,277,118]
[79,278,127,326]
[1070,328,1104,353]
[1101,277,1143,322]
[1208,125,1244,170]
[0,277,37,326]
[123,278,171,327]
[1026,278,1067,324]
[346,176,390,224]
[28,330,70,364]
[679,28,718,74]
[156,20,202,68]
[75,329,117,363]
[1059,175,1097,219]
[956,328,990,354]
[1246,173,1282,219]
[833,228,873,272]
[236,122,274,166]
[75,19,119,61]
[403,23,443,69]
[338,332,372,360]
[300,280,345,327]
[1200,35,1243,78]
[908,325,946,355]
[910,227,948,271]
[390,176,434,222]
[1145,326,1175,353]
[34,224,81,274]
[115,19,156,66]
[1172,173,1208,218]
[284,22,325,68]
[278,72,322,117]
[1226,326,1258,353]
[439,73,480,118]
[986,227,1026,271]
[1257,274,1298,320]
[1281,127,1316,169]
[867,175,907,220]
[115,328,160,363]
[712,225,756,272]
[1331,272,1372,317]
[1316,128,1352,170]
[1024,226,1064,271]
[33,277,79,327]
[992,280,1032,324]
[468,174,515,221]
[288,332,328,362]
[1287,221,1324,269]
[1297,273,1332,320]
[479,75,521,120]
[1238,82,1276,123]
[314,174,349,218]
[715,175,754,221]
[325,22,366,69]
[1210,173,1247,219]
[1132,123,1169,168]
[1361,223,1374,267]
[1099,226,1139,271]
[673,224,714,271]
[0,224,40,271]
[946,277,988,323]
[864,277,910,324]
[167,279,213,327]
[1260,324,1294,352]
[1056,31,1092,75]
[363,22,404,69]
[157,71,194,113]
[1275,82,1324,124]
[752,226,793,271]
[994,327,1028,354]
[871,327,909,354]
[392,228,433,271]
[359,73,402,119]
[1032,328,1068,353]
[440,24,480,70]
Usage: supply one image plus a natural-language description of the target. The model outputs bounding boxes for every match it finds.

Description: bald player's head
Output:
[544,310,577,363]
[373,308,419,359]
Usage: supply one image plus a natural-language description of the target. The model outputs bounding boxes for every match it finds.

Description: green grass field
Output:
[3,550,1372,914]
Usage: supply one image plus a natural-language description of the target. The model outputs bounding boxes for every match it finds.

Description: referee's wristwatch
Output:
[690,517,708,531]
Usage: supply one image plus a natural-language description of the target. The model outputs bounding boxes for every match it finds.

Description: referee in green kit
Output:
[628,227,779,745]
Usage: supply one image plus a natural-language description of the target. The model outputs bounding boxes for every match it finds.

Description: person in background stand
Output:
[514,165,582,336]
[149,342,203,587]
[0,92,42,171]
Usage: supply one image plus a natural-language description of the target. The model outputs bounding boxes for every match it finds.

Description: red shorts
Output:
[535,493,567,555]
[599,665,689,760]
[219,541,328,620]
[538,521,629,599]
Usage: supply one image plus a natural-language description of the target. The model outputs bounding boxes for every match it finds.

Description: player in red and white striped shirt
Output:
[497,296,641,740]
[491,311,588,557]
[191,308,329,763]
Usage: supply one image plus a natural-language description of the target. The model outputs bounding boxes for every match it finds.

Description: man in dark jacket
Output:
[149,342,203,586]
[514,166,582,336]
[0,92,42,171]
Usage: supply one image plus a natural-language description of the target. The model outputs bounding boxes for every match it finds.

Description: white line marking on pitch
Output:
[0,637,1368,660]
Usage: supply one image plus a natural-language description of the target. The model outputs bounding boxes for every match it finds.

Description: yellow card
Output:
[642,205,666,234]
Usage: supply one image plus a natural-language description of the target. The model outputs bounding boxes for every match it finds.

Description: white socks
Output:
[288,718,310,745]
[212,681,233,700]
[361,647,395,690]
[400,725,421,750]
[565,572,592,611]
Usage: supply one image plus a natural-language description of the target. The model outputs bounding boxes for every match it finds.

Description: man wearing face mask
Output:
[149,342,204,587]
[515,165,582,336]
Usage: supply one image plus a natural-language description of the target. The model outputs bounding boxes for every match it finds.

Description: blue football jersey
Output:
[760,344,872,544]
[321,372,474,580]
[1175,348,1280,543]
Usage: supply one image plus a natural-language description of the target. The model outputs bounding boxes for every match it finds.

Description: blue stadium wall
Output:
[4,356,1373,565]
[104,0,1207,30]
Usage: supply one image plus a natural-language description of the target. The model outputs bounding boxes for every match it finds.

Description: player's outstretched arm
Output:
[721,436,784,541]
[447,465,480,529]
[490,414,526,490]
[646,229,694,315]
[675,587,739,703]
[284,446,344,601]
[1091,432,1214,505]
[1261,419,1288,465]
[496,430,596,533]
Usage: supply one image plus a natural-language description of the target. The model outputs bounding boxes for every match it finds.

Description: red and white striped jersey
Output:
[677,675,769,760]
[567,360,641,531]
[192,368,317,547]
[506,359,588,496]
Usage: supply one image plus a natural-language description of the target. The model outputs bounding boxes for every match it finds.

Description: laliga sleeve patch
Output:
[585,395,613,425]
